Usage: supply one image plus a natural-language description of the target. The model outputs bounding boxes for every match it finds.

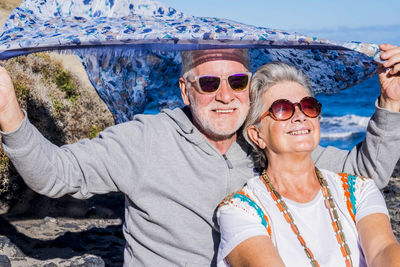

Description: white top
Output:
[217,169,389,267]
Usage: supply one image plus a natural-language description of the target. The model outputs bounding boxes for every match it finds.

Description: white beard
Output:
[188,91,249,141]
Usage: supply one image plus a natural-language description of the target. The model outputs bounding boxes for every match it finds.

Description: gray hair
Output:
[181,50,195,80]
[243,61,313,168]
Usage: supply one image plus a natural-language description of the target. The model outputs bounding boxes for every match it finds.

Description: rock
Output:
[382,176,400,241]
[44,217,58,224]
[63,223,80,230]
[0,53,115,214]
[392,159,400,177]
[0,236,25,259]
[0,255,11,267]
[70,256,105,267]
[0,216,123,266]
[1,3,122,266]
[40,216,59,231]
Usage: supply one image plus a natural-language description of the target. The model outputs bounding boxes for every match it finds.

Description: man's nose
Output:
[215,79,235,103]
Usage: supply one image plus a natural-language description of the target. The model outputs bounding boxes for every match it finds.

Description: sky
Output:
[162,0,400,45]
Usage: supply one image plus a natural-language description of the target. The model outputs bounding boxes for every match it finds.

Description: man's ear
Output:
[248,126,266,150]
[179,77,191,106]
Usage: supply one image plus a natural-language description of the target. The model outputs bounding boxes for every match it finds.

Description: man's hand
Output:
[0,65,24,132]
[378,44,400,112]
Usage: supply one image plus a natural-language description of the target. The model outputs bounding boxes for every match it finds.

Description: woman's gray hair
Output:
[243,61,313,169]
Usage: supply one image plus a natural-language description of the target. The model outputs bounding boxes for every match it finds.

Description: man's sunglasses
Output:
[189,72,252,94]
[259,96,322,122]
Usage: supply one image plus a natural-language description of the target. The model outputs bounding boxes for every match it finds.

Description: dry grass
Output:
[0,53,114,210]
[0,1,114,211]
[0,0,22,11]
[0,0,22,32]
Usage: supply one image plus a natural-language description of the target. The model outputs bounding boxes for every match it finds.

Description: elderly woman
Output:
[217,62,400,267]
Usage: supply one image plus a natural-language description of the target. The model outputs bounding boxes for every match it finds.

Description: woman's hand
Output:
[0,65,24,132]
[378,44,400,112]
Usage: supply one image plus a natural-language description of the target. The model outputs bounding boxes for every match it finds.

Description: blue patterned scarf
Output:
[0,0,381,123]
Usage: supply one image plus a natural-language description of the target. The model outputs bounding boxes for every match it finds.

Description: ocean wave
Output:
[320,114,370,139]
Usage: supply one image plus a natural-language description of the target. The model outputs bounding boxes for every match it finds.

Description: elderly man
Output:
[0,44,400,266]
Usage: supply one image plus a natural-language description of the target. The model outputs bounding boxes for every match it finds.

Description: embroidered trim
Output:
[221,190,272,236]
[338,173,357,222]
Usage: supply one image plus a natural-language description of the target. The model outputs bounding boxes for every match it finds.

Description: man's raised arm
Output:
[0,65,147,199]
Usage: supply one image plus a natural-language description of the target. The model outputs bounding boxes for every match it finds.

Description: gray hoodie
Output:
[2,103,400,266]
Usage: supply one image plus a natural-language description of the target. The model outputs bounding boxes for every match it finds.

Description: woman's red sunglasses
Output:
[258,96,322,122]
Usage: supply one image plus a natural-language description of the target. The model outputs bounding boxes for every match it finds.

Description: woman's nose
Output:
[291,104,306,121]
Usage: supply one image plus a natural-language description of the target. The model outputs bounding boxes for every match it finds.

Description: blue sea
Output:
[315,75,380,150]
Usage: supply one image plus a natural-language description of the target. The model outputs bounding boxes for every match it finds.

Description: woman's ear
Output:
[248,126,266,150]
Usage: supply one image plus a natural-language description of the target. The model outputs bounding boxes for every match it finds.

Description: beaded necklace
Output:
[260,168,353,267]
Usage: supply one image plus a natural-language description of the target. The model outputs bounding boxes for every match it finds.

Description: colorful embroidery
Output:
[338,173,357,222]
[223,190,272,236]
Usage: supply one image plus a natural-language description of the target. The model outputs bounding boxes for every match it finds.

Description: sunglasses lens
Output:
[300,97,321,118]
[228,74,249,91]
[271,100,294,120]
[263,97,322,121]
[198,76,220,93]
